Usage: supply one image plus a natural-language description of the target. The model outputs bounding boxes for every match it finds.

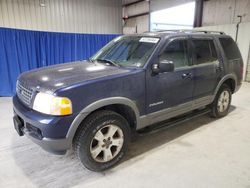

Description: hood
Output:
[18,60,131,92]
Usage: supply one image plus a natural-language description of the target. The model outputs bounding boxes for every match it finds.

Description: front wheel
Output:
[210,84,232,118]
[73,110,130,171]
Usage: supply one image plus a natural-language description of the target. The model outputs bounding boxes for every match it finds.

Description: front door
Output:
[146,37,194,115]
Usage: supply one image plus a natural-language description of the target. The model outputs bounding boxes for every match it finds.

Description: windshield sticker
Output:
[139,37,159,43]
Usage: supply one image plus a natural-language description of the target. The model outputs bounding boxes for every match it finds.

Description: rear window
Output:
[219,37,241,60]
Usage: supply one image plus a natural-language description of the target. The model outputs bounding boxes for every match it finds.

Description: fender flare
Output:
[212,74,237,101]
[66,97,140,142]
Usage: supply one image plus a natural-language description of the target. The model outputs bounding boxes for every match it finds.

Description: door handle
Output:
[182,73,192,79]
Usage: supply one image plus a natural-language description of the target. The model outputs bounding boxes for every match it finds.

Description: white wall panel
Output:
[0,0,122,34]
[123,14,149,33]
[122,0,139,5]
[203,0,250,26]
[122,0,149,34]
[124,1,149,17]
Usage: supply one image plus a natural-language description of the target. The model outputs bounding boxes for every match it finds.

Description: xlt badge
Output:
[149,101,164,107]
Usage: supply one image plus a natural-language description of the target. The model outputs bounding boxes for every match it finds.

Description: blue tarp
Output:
[0,27,119,96]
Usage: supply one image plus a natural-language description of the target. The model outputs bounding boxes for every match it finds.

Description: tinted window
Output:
[192,39,218,64]
[160,40,189,68]
[219,37,241,60]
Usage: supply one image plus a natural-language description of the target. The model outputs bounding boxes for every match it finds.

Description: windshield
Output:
[91,36,160,67]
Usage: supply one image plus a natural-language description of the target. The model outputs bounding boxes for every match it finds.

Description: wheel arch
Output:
[213,74,237,99]
[223,78,236,93]
[66,97,140,143]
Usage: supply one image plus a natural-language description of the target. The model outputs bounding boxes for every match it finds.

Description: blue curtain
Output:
[0,27,119,96]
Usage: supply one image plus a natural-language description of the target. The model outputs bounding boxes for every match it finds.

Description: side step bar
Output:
[137,108,211,135]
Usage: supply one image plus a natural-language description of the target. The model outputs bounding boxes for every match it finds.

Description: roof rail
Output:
[154,29,225,35]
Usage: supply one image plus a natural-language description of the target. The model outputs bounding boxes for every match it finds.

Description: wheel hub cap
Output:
[102,138,112,148]
[217,90,230,113]
[90,124,124,163]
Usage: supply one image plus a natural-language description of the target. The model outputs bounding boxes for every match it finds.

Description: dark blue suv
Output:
[13,30,243,171]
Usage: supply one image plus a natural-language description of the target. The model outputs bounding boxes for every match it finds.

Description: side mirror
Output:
[152,60,174,74]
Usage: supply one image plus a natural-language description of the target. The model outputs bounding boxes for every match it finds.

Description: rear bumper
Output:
[12,95,76,155]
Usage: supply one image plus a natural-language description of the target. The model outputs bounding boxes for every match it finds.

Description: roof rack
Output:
[153,29,225,35]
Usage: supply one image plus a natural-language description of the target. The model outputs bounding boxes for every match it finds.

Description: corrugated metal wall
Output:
[203,0,250,26]
[0,0,122,34]
[124,14,149,33]
[122,0,149,34]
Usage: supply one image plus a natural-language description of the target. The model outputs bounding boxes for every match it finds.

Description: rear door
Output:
[191,37,222,99]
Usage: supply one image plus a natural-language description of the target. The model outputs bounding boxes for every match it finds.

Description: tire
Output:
[73,110,130,172]
[210,84,232,118]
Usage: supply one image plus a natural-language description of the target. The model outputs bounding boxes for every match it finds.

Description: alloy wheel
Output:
[217,90,230,113]
[90,124,124,163]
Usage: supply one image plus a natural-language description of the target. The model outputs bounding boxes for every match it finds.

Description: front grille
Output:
[16,81,34,106]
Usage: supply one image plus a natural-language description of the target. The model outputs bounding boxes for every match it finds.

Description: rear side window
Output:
[192,39,218,65]
[219,37,241,60]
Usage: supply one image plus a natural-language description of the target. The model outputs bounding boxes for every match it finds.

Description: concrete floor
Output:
[1,83,250,188]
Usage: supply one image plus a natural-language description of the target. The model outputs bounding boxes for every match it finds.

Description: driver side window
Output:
[159,40,189,69]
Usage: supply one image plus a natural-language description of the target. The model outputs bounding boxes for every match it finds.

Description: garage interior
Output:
[1,0,250,187]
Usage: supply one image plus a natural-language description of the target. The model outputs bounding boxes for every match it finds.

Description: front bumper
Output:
[12,95,76,155]
[23,132,70,155]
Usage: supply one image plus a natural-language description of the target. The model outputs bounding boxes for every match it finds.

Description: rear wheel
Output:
[210,84,232,118]
[73,110,130,171]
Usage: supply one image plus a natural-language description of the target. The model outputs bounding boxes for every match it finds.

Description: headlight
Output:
[33,92,72,115]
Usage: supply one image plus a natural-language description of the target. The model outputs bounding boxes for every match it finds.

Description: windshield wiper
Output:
[95,58,120,67]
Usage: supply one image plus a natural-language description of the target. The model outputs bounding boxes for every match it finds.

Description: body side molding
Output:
[137,95,213,130]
